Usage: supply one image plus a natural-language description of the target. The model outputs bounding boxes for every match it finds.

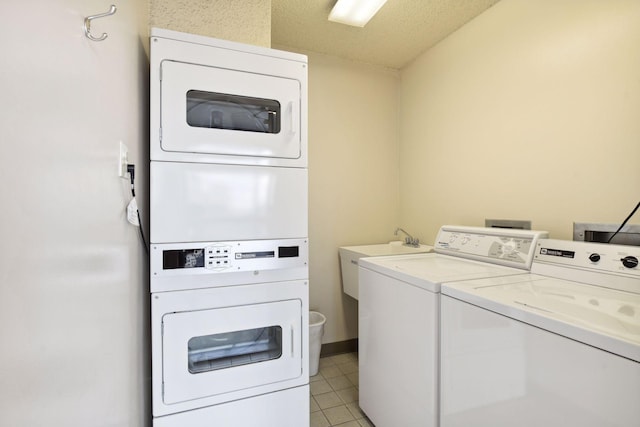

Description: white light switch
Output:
[119,142,129,178]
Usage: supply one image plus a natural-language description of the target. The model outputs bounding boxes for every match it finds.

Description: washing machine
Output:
[440,239,640,427]
[358,225,549,427]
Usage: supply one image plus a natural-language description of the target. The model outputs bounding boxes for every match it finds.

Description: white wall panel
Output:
[0,1,148,425]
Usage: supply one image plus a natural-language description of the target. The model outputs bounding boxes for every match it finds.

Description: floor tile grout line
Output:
[311,352,366,427]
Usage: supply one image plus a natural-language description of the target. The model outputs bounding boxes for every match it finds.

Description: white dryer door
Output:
[162,299,303,405]
[160,60,301,160]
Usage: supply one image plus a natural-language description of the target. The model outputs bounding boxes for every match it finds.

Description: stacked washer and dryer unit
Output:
[149,29,309,427]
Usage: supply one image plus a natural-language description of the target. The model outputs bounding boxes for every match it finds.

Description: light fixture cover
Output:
[329,0,388,27]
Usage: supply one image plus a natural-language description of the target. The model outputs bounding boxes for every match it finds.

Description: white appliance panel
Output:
[358,266,439,427]
[161,60,301,159]
[150,239,308,280]
[441,295,640,427]
[153,385,309,427]
[149,239,309,292]
[151,280,309,417]
[434,226,547,269]
[150,28,308,167]
[162,299,302,405]
[533,239,640,294]
[150,161,307,243]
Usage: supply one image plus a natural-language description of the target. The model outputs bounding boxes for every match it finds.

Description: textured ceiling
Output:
[272,0,501,69]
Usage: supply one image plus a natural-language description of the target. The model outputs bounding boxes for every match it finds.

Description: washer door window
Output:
[162,299,302,405]
[160,60,301,159]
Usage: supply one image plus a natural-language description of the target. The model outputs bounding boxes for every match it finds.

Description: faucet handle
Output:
[404,236,420,247]
[396,227,420,247]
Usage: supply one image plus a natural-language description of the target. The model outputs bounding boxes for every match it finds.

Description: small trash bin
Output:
[309,311,326,376]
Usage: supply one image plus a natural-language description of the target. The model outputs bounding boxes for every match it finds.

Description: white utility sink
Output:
[339,241,433,300]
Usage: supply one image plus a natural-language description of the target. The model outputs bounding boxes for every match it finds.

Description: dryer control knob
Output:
[588,253,601,263]
[621,256,638,269]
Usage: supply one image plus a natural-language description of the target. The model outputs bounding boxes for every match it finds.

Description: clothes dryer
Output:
[149,28,310,427]
[150,239,310,426]
[440,239,640,427]
[358,225,548,427]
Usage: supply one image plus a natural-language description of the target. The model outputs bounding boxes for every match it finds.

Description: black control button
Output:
[589,253,601,263]
[621,256,638,269]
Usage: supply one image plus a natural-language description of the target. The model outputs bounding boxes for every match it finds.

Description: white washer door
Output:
[162,299,302,405]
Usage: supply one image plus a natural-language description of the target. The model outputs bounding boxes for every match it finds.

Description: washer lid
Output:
[442,275,640,362]
[358,253,528,293]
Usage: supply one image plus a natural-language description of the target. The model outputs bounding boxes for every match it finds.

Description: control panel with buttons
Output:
[434,225,549,269]
[150,238,308,278]
[535,239,640,277]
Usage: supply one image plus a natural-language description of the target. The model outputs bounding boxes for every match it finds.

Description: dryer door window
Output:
[186,90,281,134]
[188,325,283,374]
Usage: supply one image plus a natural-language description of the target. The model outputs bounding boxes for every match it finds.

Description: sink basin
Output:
[339,242,433,300]
[343,242,431,256]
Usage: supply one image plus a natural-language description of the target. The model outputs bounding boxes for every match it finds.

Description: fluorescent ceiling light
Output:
[329,0,388,27]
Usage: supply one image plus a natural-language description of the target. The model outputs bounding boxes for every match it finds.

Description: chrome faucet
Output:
[394,227,420,247]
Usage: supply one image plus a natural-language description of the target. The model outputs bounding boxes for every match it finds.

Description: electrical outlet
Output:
[119,142,129,178]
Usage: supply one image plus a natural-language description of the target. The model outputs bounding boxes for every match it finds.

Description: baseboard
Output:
[320,338,358,357]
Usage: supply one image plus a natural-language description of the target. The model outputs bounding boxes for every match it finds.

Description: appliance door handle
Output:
[290,325,295,358]
[288,101,298,136]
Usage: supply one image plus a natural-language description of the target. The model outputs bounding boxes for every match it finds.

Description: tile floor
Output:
[310,352,374,427]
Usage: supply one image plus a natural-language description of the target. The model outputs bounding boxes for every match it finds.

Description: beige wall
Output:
[399,0,640,243]
[304,51,401,344]
[150,0,271,46]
